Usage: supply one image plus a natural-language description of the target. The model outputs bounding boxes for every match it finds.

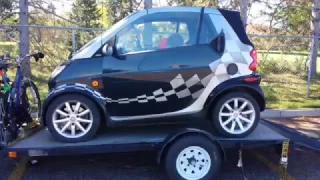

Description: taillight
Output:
[249,48,257,71]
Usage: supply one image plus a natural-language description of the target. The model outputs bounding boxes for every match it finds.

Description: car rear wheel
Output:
[212,92,260,138]
[46,94,101,143]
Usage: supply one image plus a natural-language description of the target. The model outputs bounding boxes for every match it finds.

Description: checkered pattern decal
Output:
[102,38,253,104]
[102,73,213,104]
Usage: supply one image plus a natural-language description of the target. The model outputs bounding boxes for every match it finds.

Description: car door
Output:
[136,11,224,116]
[103,9,223,118]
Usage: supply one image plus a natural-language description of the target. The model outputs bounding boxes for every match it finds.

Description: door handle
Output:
[170,64,190,68]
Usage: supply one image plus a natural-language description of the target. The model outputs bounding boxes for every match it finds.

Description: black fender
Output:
[204,74,266,113]
[156,128,226,164]
[41,83,109,126]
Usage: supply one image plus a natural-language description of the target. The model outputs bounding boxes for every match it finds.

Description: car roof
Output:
[146,6,223,15]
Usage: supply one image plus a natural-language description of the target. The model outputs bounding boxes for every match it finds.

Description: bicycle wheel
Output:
[21,79,41,121]
[0,92,8,147]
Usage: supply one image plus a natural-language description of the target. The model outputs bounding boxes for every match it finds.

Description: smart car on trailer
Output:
[43,6,265,143]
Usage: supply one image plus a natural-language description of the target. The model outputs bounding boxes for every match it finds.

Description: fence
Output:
[0,24,319,109]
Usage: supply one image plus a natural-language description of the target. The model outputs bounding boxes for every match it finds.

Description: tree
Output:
[0,0,18,23]
[70,0,102,28]
[69,0,103,51]
[308,0,319,78]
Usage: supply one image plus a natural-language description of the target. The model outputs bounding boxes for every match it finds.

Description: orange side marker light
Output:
[92,80,99,87]
[8,151,17,158]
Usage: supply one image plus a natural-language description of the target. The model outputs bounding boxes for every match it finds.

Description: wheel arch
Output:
[205,83,265,120]
[41,85,109,127]
[156,129,226,165]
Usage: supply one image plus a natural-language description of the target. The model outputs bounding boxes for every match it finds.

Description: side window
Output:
[199,14,218,44]
[115,12,200,55]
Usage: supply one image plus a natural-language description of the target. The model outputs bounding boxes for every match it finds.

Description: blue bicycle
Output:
[0,52,44,146]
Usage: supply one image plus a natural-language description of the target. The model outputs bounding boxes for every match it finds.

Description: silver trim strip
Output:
[111,109,200,121]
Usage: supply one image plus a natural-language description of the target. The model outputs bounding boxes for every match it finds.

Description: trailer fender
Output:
[156,128,226,164]
[41,83,109,126]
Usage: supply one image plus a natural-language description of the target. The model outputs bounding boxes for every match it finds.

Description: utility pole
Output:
[19,0,31,77]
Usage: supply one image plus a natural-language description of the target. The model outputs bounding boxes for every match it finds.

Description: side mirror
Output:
[210,31,225,54]
[102,44,113,56]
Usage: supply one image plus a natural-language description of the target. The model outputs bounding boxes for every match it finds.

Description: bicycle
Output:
[0,52,44,146]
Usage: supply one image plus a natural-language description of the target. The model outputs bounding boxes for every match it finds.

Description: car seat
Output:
[166,33,184,48]
[158,38,168,49]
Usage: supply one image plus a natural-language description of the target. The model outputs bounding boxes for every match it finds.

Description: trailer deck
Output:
[4,120,288,157]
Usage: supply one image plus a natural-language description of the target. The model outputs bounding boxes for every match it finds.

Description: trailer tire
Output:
[164,135,222,180]
[46,94,101,143]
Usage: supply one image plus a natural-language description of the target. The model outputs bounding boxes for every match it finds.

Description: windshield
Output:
[71,11,144,60]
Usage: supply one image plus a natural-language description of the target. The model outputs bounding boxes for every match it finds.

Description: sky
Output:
[51,0,269,25]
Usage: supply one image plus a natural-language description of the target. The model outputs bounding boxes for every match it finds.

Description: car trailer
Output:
[2,119,289,180]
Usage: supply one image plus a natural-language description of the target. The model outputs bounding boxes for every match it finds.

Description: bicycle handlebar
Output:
[0,52,45,63]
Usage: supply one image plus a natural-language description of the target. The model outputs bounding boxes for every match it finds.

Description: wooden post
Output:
[144,0,152,9]
[143,0,152,49]
[309,0,319,78]
[240,0,249,28]
[19,0,31,77]
[307,0,319,97]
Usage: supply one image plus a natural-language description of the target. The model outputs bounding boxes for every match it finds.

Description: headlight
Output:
[51,65,66,78]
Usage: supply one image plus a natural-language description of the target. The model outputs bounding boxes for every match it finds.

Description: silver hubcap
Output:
[52,101,93,139]
[219,98,255,135]
[176,146,211,180]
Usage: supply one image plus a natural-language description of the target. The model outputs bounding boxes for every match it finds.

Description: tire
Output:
[21,79,41,120]
[212,92,260,138]
[46,94,101,143]
[164,135,222,180]
[0,92,7,148]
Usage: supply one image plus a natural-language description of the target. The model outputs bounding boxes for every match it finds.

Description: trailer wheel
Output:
[212,92,260,138]
[46,94,101,143]
[164,135,222,180]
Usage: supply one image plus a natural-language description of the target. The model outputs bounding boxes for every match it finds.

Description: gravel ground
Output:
[2,144,319,180]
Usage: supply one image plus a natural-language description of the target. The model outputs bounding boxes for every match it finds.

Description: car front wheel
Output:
[46,94,101,143]
[212,92,260,138]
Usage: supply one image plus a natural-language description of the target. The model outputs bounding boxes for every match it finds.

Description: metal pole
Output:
[307,51,312,97]
[19,0,31,77]
[72,29,76,53]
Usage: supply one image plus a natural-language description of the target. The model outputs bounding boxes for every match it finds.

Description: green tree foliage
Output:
[0,0,18,23]
[70,0,103,28]
[260,0,312,36]
[69,0,103,51]
[107,0,143,24]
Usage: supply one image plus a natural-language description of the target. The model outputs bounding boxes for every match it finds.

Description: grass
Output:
[261,74,320,109]
[256,49,320,109]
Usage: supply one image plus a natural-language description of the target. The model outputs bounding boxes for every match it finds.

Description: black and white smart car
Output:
[43,6,265,143]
